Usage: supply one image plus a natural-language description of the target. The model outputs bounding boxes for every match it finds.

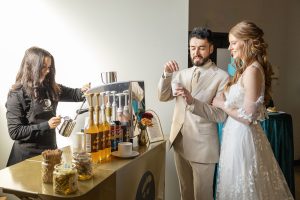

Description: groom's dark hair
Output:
[189,27,214,44]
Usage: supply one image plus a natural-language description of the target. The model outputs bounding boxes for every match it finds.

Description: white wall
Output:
[189,0,300,160]
[0,1,188,199]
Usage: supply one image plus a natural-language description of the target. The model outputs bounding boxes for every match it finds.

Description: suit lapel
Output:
[182,68,195,92]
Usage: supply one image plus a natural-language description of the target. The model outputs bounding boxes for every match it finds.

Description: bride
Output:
[212,21,294,200]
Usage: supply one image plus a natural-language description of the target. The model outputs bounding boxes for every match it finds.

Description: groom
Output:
[158,27,228,200]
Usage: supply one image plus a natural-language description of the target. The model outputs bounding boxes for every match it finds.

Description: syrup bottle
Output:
[84,93,99,164]
[101,92,111,160]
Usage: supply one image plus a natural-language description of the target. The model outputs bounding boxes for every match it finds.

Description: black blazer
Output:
[5,85,84,166]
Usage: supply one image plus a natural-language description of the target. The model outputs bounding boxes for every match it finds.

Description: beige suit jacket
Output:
[158,61,229,163]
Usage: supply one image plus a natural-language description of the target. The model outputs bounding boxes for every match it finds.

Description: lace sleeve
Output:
[237,96,264,124]
[237,64,267,124]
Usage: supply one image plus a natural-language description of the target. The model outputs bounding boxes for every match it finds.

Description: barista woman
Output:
[5,46,89,166]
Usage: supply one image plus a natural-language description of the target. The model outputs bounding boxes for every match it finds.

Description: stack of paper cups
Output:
[72,131,85,152]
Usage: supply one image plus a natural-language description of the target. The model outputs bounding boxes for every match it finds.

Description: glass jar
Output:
[53,163,78,195]
[41,159,55,183]
[72,151,93,181]
[41,149,62,183]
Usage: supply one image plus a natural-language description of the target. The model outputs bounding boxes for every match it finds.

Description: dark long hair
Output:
[11,46,61,101]
[225,21,274,105]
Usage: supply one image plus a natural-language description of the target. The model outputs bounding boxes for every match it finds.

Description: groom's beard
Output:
[192,56,210,67]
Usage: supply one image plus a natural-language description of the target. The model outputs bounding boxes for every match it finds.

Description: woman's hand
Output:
[81,82,91,93]
[212,93,226,109]
[176,86,194,105]
[48,116,62,129]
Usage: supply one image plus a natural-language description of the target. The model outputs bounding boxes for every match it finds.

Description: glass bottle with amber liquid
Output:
[94,93,104,162]
[100,92,111,160]
[84,93,99,164]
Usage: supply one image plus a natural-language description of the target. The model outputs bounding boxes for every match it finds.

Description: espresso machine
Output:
[75,71,145,140]
[89,81,145,138]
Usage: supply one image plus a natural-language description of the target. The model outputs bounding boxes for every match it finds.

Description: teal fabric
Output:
[215,112,295,198]
[227,57,236,77]
[227,64,236,77]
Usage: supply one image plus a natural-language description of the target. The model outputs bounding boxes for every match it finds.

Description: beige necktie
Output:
[191,68,201,92]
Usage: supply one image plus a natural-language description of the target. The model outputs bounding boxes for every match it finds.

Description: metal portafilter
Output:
[76,108,89,115]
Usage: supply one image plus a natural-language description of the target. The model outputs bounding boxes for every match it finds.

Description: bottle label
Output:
[121,124,130,142]
[98,131,104,150]
[85,133,99,153]
[110,125,117,151]
[104,130,111,148]
[103,130,110,149]
[86,134,91,152]
[115,125,122,148]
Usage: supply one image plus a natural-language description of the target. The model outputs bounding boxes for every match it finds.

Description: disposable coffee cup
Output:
[118,142,133,156]
[171,81,182,96]
[72,131,84,152]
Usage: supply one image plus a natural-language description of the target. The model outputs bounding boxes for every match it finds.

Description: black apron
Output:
[7,94,58,166]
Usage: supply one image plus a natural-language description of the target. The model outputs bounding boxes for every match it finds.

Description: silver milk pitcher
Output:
[100,71,117,84]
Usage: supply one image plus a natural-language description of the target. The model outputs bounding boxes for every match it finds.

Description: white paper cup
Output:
[118,142,133,156]
[72,131,84,152]
[171,82,182,96]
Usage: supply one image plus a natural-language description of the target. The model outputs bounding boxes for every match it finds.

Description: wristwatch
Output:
[162,71,172,79]
[186,98,195,112]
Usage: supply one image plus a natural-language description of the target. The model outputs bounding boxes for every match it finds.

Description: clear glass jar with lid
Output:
[42,159,55,183]
[53,163,78,195]
[72,151,93,181]
[41,149,62,183]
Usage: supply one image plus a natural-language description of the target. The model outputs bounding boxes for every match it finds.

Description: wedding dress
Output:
[216,64,294,200]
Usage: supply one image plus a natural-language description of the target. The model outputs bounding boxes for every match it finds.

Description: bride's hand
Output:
[212,93,225,109]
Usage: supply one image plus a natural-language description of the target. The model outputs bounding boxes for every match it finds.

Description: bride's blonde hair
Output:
[225,21,274,105]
